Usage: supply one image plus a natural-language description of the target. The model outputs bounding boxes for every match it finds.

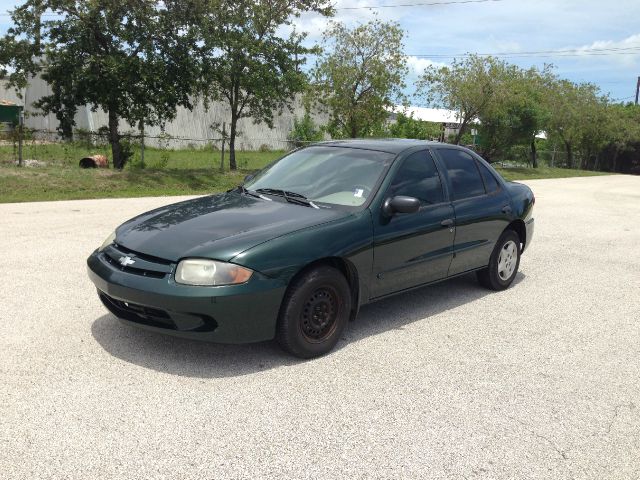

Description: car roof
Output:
[314,138,444,155]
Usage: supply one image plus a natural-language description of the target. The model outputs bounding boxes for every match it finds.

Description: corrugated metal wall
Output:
[0,75,59,132]
[1,75,329,150]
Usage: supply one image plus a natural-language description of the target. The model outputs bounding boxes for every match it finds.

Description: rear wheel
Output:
[477,230,521,291]
[276,265,351,358]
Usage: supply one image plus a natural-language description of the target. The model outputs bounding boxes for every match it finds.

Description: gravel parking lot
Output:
[1,175,639,479]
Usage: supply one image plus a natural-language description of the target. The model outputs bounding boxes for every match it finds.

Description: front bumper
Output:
[87,249,287,343]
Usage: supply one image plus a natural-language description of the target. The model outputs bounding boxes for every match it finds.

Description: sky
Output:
[2,0,639,104]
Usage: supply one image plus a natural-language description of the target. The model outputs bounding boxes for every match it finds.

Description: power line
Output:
[335,0,503,10]
[0,0,505,16]
[0,13,60,17]
[611,95,636,102]
[410,46,640,56]
[408,46,640,59]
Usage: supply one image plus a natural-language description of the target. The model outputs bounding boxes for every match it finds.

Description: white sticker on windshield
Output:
[354,188,364,198]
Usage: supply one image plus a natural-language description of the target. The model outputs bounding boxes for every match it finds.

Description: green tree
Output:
[288,109,324,147]
[544,80,604,169]
[313,17,407,139]
[577,97,613,170]
[388,112,442,140]
[0,0,199,169]
[604,103,640,172]
[194,0,331,170]
[417,55,507,145]
[476,65,553,166]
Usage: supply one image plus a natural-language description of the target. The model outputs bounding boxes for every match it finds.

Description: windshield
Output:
[244,146,394,209]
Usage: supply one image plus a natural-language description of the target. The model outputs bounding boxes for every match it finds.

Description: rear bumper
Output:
[523,217,534,253]
[87,250,286,343]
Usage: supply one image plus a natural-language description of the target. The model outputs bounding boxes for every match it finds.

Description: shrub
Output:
[288,111,324,147]
[389,113,442,140]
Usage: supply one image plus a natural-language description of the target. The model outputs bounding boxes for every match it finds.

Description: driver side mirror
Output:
[382,196,421,216]
[243,173,254,183]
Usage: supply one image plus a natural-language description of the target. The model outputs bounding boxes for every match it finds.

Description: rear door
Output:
[371,149,455,298]
[434,148,511,276]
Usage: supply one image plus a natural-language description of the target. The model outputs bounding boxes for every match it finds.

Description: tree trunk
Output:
[347,111,358,138]
[228,111,237,171]
[454,121,468,145]
[581,149,590,170]
[108,108,124,169]
[593,152,601,171]
[530,138,538,168]
[59,112,74,141]
[564,141,573,169]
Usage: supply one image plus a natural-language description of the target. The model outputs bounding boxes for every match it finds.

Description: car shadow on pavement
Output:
[343,272,525,348]
[91,272,525,378]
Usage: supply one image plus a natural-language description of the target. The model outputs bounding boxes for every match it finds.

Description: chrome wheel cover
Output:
[497,240,518,281]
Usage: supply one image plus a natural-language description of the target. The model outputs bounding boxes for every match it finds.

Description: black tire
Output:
[276,265,351,358]
[477,229,521,291]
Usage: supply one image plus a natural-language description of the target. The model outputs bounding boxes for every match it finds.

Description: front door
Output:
[371,149,455,298]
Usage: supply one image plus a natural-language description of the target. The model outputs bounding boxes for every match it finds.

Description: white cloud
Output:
[406,56,448,74]
[571,33,640,67]
[290,0,407,43]
[579,33,640,50]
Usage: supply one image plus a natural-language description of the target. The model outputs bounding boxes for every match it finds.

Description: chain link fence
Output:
[502,144,582,169]
[1,127,582,171]
[0,127,313,170]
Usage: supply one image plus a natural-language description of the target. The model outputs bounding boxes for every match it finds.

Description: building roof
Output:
[389,105,480,125]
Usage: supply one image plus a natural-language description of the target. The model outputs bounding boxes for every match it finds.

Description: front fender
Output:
[231,210,375,304]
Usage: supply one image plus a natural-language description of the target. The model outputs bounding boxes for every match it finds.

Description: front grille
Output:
[101,243,173,279]
[103,255,166,278]
[114,243,172,265]
[98,291,218,332]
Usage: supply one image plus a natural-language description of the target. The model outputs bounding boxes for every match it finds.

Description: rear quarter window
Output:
[476,160,501,194]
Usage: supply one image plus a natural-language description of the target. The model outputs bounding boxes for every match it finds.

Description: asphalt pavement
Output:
[1,175,639,479]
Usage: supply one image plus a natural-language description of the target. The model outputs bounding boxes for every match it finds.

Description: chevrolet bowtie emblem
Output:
[118,255,135,266]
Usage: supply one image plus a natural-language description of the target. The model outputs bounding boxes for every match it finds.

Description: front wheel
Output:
[477,230,521,291]
[276,265,351,358]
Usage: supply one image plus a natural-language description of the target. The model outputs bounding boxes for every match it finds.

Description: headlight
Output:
[175,259,253,286]
[99,231,116,252]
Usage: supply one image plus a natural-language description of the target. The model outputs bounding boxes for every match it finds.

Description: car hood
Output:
[115,191,349,262]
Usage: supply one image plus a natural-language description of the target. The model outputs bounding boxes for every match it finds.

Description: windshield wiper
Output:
[237,185,272,201]
[255,188,319,209]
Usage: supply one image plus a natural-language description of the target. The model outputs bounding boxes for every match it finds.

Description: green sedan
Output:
[88,139,535,358]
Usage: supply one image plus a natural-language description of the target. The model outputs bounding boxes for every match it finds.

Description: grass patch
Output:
[0,148,615,204]
[494,165,611,181]
[0,148,283,203]
[0,167,254,203]
[0,141,283,170]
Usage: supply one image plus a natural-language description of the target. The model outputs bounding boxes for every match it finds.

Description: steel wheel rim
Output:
[300,286,339,342]
[497,240,517,281]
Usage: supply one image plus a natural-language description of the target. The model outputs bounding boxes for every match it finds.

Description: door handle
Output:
[440,218,454,228]
[501,205,512,214]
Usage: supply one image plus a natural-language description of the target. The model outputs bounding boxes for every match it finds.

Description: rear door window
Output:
[438,149,486,200]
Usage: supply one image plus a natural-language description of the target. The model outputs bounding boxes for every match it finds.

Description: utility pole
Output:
[635,76,640,105]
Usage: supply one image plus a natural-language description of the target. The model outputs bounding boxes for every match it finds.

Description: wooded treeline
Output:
[1,1,638,173]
